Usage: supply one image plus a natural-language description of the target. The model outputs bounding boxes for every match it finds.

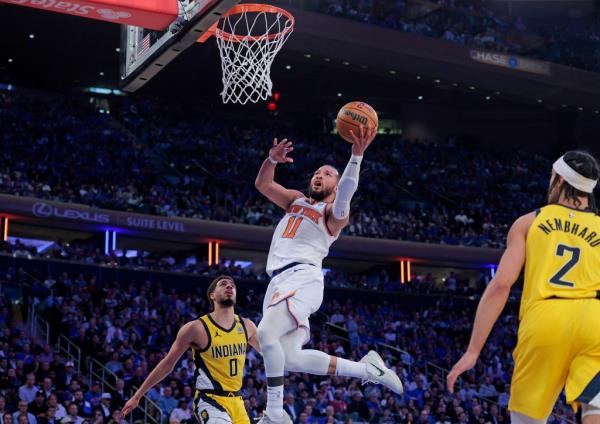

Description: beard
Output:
[308,184,333,201]
[217,298,235,307]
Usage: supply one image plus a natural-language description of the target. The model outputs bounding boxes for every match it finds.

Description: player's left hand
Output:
[120,395,140,418]
[446,350,479,393]
[349,125,376,156]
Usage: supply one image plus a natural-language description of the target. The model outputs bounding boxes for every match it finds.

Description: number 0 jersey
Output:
[193,314,248,393]
[266,198,338,275]
[522,204,600,318]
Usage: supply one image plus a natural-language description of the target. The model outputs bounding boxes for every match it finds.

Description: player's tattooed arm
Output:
[255,138,304,210]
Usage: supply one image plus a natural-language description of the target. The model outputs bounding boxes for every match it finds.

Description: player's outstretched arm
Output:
[446,212,535,393]
[327,125,376,235]
[121,321,203,417]
[255,138,304,210]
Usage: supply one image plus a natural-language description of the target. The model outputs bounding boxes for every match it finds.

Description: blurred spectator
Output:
[61,403,82,424]
[18,375,38,404]
[98,395,111,421]
[168,400,190,424]
[14,401,36,424]
[157,388,177,418]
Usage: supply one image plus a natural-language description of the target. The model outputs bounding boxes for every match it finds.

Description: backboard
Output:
[120,0,239,93]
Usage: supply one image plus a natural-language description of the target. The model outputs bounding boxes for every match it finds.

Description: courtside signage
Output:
[1,0,178,30]
[470,49,551,76]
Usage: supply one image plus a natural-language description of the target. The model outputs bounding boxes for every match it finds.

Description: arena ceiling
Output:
[1,2,599,118]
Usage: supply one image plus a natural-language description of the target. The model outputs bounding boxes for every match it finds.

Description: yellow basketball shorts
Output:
[194,393,249,424]
[509,298,600,419]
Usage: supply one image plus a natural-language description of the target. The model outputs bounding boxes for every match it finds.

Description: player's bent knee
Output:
[510,411,548,424]
[283,351,303,372]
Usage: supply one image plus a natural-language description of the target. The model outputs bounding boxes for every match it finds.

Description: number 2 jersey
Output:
[266,197,338,275]
[521,204,600,318]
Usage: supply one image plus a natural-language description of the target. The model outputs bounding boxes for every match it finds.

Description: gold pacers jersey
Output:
[193,314,248,392]
[522,204,600,318]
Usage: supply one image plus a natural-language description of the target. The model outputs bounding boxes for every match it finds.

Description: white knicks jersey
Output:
[266,198,338,274]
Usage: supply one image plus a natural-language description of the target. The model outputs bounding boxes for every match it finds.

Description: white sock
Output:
[266,385,284,420]
[335,357,367,378]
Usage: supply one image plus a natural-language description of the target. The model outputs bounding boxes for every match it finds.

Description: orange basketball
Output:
[336,101,378,143]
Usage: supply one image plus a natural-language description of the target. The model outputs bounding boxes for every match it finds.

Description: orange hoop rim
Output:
[208,3,295,43]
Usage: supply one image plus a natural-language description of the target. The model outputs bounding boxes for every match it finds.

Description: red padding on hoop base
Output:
[1,0,178,30]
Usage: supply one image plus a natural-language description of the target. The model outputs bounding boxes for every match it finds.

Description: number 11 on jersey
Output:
[282,216,303,239]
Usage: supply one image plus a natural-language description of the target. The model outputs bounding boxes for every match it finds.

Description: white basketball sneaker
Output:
[256,411,293,424]
[359,350,404,394]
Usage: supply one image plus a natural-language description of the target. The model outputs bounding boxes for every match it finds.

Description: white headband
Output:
[553,156,598,194]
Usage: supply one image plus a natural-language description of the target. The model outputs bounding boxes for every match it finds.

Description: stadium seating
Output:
[0,89,555,248]
[0,266,576,424]
[316,0,600,72]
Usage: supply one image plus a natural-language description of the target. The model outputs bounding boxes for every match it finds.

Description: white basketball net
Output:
[215,5,294,104]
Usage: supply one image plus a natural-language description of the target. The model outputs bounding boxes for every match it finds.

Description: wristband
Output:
[267,156,278,164]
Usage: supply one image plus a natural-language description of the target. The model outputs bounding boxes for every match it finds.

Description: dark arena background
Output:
[1,0,600,423]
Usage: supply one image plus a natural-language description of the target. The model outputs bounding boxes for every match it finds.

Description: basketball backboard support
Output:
[120,0,239,93]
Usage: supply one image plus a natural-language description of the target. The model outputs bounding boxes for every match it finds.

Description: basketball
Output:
[336,101,379,143]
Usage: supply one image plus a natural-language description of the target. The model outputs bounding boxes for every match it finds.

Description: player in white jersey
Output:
[254,127,403,424]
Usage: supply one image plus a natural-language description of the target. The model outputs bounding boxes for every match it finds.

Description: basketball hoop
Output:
[200,4,295,104]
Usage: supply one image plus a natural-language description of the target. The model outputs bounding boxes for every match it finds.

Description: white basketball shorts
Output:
[263,264,324,345]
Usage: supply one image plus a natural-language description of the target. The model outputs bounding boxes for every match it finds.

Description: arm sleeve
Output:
[332,154,362,220]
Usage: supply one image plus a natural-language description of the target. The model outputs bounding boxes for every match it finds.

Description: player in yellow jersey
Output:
[121,276,259,424]
[447,150,600,424]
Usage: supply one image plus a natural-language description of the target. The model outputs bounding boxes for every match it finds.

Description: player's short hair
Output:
[552,150,599,212]
[206,275,234,309]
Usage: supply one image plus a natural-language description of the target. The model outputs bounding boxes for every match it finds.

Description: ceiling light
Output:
[337,93,342,97]
[99,72,105,76]
[342,61,350,66]
[578,106,584,111]
[537,99,543,103]
[452,82,458,87]
[485,96,491,100]
[285,65,291,70]
[595,110,599,114]
[469,86,476,90]
[29,34,35,39]
[8,58,13,63]
[361,65,368,69]
[434,79,440,83]
[115,48,120,52]
[324,58,331,62]
[417,95,423,100]
[389,70,397,75]
[416,75,421,80]
[495,91,501,95]
[562,104,567,108]
[303,54,311,58]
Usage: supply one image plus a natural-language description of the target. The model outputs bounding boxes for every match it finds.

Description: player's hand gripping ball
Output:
[336,101,378,143]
